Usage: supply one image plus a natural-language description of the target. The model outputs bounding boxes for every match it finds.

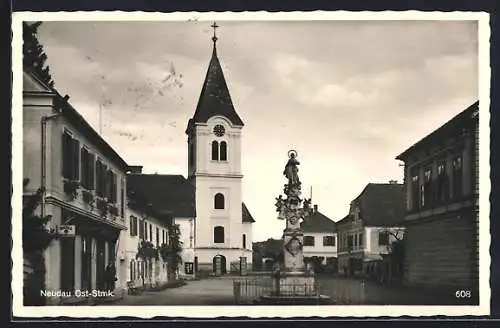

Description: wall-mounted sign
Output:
[185,262,194,275]
[58,225,76,237]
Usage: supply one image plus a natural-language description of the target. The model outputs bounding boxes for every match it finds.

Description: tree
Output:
[23,21,55,88]
[158,223,183,280]
[23,178,57,305]
[378,228,406,284]
[136,240,159,286]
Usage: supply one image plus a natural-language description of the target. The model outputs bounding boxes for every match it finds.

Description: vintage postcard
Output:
[11,11,491,318]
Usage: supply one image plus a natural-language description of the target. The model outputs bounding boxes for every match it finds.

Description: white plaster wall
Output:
[195,176,243,248]
[196,248,253,270]
[303,232,337,260]
[194,117,242,176]
[242,222,253,250]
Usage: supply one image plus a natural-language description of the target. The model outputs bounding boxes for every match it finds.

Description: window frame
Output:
[214,193,225,209]
[303,235,315,246]
[213,226,225,244]
[378,231,390,246]
[322,235,335,247]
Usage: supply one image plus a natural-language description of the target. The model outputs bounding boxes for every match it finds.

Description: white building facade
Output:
[301,205,337,271]
[185,33,255,275]
[23,70,129,304]
[118,204,170,291]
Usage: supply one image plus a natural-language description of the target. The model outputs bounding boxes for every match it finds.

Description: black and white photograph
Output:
[12,11,490,317]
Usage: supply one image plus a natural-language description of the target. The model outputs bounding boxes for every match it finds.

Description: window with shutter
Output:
[113,173,117,203]
[80,148,88,188]
[101,164,108,198]
[139,219,144,239]
[62,131,72,179]
[120,184,125,217]
[71,139,80,181]
[88,153,95,190]
[96,161,102,196]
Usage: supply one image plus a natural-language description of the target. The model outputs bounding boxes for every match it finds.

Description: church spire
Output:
[186,22,244,131]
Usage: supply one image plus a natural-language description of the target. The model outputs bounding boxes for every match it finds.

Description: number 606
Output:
[455,290,471,298]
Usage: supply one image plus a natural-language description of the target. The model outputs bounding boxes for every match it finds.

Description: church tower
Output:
[186,23,252,274]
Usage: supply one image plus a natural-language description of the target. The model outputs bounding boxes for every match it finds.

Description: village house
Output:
[395,101,479,290]
[301,205,337,272]
[126,170,197,279]
[336,182,406,277]
[116,165,171,291]
[23,69,129,304]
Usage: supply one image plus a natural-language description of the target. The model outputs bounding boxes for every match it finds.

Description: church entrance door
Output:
[212,255,227,275]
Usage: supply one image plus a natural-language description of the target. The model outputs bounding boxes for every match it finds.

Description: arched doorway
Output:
[212,255,227,275]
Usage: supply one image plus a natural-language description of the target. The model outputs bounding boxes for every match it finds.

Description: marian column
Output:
[275,150,313,274]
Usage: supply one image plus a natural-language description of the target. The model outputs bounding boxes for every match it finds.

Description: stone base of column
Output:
[260,271,331,305]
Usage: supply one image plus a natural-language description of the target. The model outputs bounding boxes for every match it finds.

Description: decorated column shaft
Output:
[275,150,313,273]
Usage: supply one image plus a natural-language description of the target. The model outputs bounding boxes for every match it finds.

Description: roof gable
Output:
[242,202,255,223]
[23,70,53,93]
[301,210,336,233]
[396,101,479,160]
[354,183,405,227]
[127,174,196,218]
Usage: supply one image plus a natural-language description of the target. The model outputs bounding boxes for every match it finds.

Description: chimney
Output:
[389,180,398,184]
[314,204,318,213]
[128,165,143,174]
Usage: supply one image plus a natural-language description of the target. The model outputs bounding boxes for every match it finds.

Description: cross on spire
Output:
[211,21,219,44]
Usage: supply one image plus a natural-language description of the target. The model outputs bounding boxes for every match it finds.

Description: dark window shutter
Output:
[95,161,101,196]
[138,219,144,239]
[72,138,80,181]
[80,148,87,188]
[62,132,72,179]
[120,184,125,217]
[102,165,108,199]
[113,173,117,203]
[88,153,95,190]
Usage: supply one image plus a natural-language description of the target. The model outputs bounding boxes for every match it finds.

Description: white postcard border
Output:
[11,10,491,318]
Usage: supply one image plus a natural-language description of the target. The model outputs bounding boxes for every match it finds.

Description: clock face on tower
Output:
[213,124,225,137]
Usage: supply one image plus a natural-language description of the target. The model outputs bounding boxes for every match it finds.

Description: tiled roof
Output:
[127,174,255,223]
[354,183,406,227]
[189,45,244,127]
[127,174,196,218]
[24,69,129,171]
[301,210,336,233]
[242,202,256,223]
[396,101,479,160]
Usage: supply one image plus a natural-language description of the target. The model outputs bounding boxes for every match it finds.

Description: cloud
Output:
[36,20,478,242]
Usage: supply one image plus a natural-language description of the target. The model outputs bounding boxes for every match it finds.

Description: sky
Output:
[36,19,478,242]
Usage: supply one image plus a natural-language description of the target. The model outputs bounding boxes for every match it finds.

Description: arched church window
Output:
[220,141,228,161]
[214,226,225,243]
[242,234,247,249]
[211,141,219,160]
[214,193,225,209]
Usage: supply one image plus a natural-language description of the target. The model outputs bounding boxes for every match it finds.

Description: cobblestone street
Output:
[112,277,235,305]
[105,275,477,306]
